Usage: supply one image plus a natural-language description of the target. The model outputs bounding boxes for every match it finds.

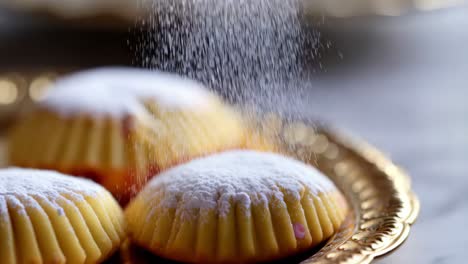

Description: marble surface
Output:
[298,6,468,264]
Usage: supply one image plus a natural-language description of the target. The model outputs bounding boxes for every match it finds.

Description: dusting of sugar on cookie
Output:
[144,150,338,219]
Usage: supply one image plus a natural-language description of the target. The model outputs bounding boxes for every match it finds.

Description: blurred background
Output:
[0,0,467,263]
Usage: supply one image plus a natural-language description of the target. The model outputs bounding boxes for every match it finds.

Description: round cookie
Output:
[8,68,246,203]
[125,150,348,263]
[0,168,125,264]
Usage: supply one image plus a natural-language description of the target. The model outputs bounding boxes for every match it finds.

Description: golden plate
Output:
[266,119,420,263]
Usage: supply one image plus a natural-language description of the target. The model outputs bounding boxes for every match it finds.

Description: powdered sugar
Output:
[42,67,213,117]
[134,0,324,117]
[145,150,337,218]
[0,168,104,200]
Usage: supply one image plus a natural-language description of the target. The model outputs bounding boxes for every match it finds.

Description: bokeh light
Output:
[0,78,18,105]
[29,75,54,101]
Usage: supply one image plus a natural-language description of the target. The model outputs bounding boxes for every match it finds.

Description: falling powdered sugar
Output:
[134,0,321,113]
[143,150,337,219]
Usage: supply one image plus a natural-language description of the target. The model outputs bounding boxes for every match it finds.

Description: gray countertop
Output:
[1,4,467,264]
[302,6,468,264]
